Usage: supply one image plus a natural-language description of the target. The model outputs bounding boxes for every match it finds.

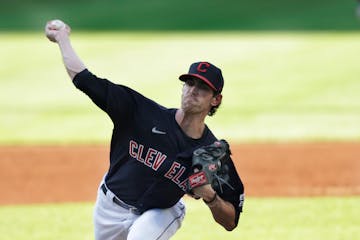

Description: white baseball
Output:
[50,19,65,30]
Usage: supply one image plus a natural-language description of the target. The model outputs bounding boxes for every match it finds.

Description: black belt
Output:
[101,183,141,215]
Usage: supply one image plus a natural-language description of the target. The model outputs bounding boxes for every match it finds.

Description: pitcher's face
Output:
[181,78,217,115]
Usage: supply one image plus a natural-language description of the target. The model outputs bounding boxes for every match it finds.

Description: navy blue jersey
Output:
[73,69,244,221]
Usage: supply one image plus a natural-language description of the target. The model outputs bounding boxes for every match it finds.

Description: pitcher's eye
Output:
[185,79,195,86]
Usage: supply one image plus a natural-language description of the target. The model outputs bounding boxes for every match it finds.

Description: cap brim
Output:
[179,74,217,91]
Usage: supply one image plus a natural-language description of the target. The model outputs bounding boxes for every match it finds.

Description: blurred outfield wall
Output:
[0,0,359,31]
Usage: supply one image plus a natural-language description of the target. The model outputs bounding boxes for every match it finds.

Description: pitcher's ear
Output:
[211,94,222,107]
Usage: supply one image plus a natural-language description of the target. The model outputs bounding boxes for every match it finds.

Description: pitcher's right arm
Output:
[45,19,86,80]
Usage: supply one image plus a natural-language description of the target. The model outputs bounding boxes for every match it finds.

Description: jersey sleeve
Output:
[217,157,245,226]
[72,69,136,123]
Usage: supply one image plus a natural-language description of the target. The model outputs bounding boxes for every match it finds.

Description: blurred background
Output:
[0,1,359,240]
[0,0,359,31]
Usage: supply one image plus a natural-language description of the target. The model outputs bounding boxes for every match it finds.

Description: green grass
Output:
[0,197,359,240]
[0,202,93,240]
[1,32,360,144]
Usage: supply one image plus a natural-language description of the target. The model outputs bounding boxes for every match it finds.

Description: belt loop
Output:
[101,183,107,195]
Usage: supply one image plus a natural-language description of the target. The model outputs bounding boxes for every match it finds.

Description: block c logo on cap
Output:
[197,62,210,73]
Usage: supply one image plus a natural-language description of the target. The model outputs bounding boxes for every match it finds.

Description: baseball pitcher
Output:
[45,19,245,240]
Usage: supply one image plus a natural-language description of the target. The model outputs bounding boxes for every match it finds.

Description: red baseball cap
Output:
[179,61,224,93]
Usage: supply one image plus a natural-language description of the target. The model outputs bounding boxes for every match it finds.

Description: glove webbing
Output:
[213,174,235,193]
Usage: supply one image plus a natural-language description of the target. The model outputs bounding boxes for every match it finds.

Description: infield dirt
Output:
[0,142,359,204]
